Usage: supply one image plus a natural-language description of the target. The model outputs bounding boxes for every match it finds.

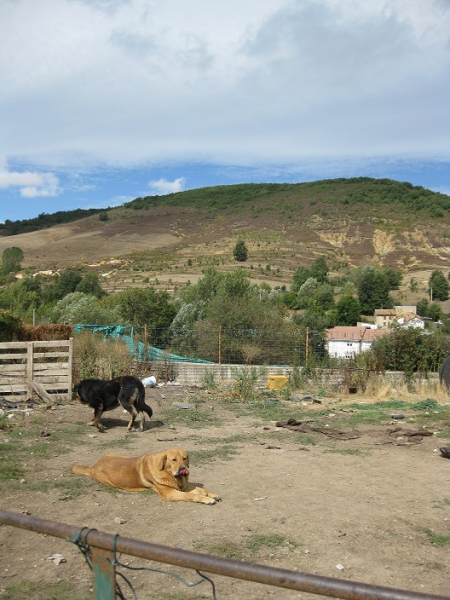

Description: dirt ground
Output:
[0,386,449,600]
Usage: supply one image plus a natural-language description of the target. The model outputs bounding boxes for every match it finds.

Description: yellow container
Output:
[267,375,289,390]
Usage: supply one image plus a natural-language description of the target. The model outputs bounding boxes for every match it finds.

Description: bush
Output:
[233,240,248,262]
[0,310,21,342]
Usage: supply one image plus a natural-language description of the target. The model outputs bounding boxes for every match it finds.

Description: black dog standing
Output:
[74,376,153,432]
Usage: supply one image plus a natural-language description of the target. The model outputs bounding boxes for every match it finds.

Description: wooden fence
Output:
[0,339,73,402]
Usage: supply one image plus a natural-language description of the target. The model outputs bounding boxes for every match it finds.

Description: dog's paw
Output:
[202,497,217,505]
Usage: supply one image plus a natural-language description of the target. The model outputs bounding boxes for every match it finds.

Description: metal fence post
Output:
[91,546,116,600]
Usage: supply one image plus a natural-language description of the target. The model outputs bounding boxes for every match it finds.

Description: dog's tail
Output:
[143,404,153,418]
[72,465,92,476]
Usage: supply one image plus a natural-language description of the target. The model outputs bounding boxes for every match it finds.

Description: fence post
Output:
[305,327,309,365]
[218,326,222,365]
[68,338,73,399]
[91,546,116,599]
[26,342,33,385]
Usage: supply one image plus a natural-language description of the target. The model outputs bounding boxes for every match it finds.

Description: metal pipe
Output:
[0,510,448,600]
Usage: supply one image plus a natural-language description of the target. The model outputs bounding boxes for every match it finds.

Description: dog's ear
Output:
[157,453,167,471]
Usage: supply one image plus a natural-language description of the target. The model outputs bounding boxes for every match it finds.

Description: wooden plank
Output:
[32,352,69,359]
[0,353,28,360]
[27,343,33,382]
[0,342,30,350]
[34,377,70,385]
[33,341,71,348]
[67,338,73,396]
[32,363,69,373]
[27,381,57,405]
[0,393,29,401]
[0,366,27,375]
[0,384,28,392]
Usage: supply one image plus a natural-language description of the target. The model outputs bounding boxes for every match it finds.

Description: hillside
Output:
[1,178,450,300]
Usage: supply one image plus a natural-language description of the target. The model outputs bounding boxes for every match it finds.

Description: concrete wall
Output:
[161,362,439,387]
[167,362,294,385]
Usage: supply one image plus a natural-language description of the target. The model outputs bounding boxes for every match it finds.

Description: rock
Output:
[114,517,127,524]
[171,402,193,409]
[439,446,450,458]
[48,554,66,565]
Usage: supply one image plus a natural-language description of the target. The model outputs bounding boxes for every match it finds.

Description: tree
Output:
[427,302,442,322]
[56,269,83,298]
[114,287,176,330]
[355,266,392,314]
[335,295,361,326]
[383,267,403,290]
[0,309,21,341]
[429,270,449,301]
[291,266,310,293]
[233,240,248,262]
[309,256,329,283]
[76,273,106,298]
[1,247,23,275]
[51,292,120,325]
[416,298,429,317]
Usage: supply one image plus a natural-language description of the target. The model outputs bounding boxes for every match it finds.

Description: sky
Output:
[0,0,449,223]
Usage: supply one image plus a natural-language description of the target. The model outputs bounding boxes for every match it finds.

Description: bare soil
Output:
[1,387,449,600]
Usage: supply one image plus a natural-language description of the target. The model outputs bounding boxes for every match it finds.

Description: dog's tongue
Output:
[178,467,189,476]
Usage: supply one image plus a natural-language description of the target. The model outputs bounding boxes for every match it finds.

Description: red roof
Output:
[326,326,390,341]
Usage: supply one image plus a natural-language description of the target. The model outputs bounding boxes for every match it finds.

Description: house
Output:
[374,309,396,330]
[374,306,418,330]
[326,326,390,359]
[396,314,425,329]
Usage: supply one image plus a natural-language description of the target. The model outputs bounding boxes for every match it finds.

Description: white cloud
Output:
[0,168,59,197]
[148,178,186,195]
[0,0,448,170]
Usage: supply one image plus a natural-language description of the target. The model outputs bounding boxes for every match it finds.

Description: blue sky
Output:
[0,0,449,223]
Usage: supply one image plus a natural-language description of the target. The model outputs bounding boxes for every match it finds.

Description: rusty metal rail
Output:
[0,509,448,600]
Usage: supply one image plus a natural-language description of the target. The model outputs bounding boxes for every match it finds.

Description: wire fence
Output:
[134,326,326,366]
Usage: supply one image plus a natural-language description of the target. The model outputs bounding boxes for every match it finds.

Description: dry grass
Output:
[345,376,450,405]
[73,332,133,381]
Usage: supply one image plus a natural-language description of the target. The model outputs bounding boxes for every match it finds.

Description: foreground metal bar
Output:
[0,510,448,600]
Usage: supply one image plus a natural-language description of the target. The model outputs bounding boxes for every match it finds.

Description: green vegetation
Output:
[1,580,92,600]
[123,178,450,218]
[1,177,450,378]
[194,532,299,561]
[0,207,107,236]
[421,527,450,547]
[233,239,249,262]
[1,246,23,275]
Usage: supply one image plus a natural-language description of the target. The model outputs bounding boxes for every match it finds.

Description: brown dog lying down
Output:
[72,448,220,504]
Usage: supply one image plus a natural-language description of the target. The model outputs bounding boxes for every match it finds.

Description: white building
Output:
[326,326,390,359]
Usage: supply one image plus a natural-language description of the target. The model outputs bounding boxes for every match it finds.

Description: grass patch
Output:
[0,416,89,491]
[193,539,244,560]
[189,444,240,464]
[323,448,368,456]
[1,580,91,600]
[161,594,207,600]
[159,406,222,429]
[194,532,299,562]
[246,533,299,553]
[421,527,450,547]
[99,435,135,449]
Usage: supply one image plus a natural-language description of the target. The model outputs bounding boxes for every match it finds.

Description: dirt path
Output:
[0,389,449,600]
